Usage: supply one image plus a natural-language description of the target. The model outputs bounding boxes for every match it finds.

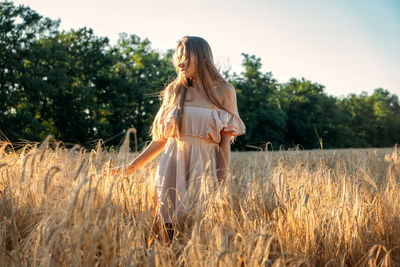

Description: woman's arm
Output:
[215,82,239,182]
[111,139,167,176]
[216,131,233,182]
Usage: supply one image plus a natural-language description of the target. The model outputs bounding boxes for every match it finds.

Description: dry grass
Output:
[0,136,400,266]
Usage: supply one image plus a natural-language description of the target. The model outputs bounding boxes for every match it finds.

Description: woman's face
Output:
[177,45,196,79]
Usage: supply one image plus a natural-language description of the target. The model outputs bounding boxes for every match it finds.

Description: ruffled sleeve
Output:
[208,109,246,143]
[217,110,246,136]
[151,105,177,141]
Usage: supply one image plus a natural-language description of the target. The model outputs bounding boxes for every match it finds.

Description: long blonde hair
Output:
[151,36,231,140]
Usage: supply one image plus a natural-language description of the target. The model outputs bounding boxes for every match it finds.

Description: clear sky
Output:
[11,0,400,97]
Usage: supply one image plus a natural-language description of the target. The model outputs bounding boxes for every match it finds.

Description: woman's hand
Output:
[110,165,126,176]
[217,168,229,184]
[106,140,167,178]
[111,164,134,176]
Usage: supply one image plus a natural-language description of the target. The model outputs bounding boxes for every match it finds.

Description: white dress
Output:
[153,105,245,223]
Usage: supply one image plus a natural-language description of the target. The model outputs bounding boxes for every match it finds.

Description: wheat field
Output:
[0,136,399,266]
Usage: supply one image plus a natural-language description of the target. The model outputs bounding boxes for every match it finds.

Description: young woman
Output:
[112,36,245,227]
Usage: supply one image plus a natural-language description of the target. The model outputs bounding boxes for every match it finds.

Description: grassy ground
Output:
[1,137,399,266]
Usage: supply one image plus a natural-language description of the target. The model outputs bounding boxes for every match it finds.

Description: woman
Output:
[112,36,245,229]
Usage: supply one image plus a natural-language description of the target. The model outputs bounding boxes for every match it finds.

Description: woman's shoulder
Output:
[212,81,235,95]
[212,81,238,113]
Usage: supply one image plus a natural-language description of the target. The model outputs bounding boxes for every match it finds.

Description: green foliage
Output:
[1,1,399,150]
[231,54,286,150]
[0,2,59,141]
[338,89,400,147]
[278,78,353,149]
[107,34,175,146]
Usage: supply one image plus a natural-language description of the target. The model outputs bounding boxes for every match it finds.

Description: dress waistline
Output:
[168,135,216,145]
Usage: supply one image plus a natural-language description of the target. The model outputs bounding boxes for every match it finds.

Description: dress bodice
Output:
[162,106,245,144]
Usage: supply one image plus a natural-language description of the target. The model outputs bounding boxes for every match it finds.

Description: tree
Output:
[18,27,112,145]
[278,78,350,149]
[370,88,400,146]
[339,89,400,147]
[0,1,59,142]
[2,1,400,150]
[230,54,286,150]
[105,34,175,147]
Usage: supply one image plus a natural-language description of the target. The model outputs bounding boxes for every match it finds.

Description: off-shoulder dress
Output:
[153,105,245,223]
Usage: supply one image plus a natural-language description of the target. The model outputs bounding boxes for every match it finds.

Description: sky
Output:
[11,0,400,97]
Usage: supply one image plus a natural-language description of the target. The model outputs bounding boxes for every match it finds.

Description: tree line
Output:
[1,2,399,151]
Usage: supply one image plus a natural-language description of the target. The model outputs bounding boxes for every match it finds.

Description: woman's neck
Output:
[188,77,198,86]
[188,79,203,92]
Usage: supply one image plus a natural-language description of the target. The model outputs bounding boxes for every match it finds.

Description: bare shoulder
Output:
[219,82,236,97]
[213,82,238,112]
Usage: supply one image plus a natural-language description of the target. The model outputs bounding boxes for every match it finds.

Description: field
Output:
[1,136,400,266]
